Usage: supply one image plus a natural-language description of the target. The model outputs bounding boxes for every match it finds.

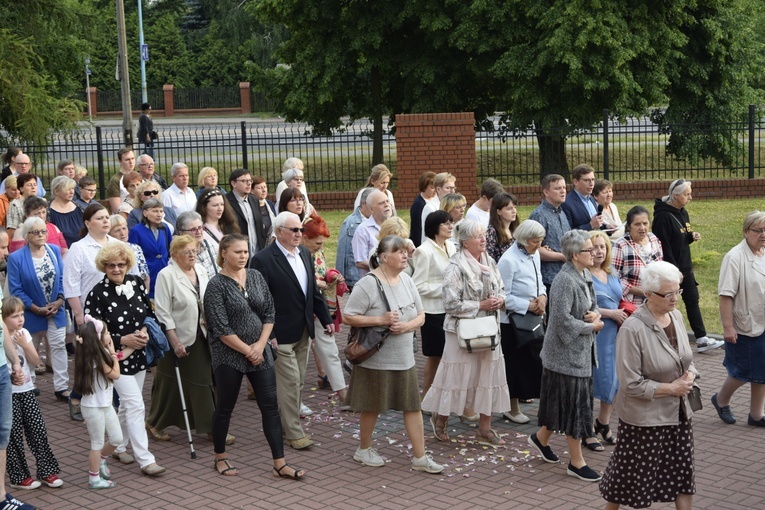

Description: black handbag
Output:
[508,257,545,348]
[344,274,391,365]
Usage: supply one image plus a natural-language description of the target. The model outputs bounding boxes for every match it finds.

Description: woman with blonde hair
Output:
[376,217,414,275]
[440,193,467,224]
[353,164,396,215]
[126,180,177,232]
[196,167,224,198]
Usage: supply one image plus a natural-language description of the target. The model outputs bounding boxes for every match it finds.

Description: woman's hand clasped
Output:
[121,330,149,349]
[671,371,695,397]
[246,343,265,366]
[479,297,503,312]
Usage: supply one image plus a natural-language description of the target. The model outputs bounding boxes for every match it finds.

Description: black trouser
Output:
[681,271,706,339]
[212,364,283,459]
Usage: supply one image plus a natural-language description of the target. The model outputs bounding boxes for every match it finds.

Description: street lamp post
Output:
[137,0,148,104]
[85,57,92,123]
[115,0,133,147]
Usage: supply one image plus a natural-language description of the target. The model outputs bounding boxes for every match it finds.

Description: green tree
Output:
[144,12,193,88]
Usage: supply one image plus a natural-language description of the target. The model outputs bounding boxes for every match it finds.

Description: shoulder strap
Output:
[367,273,392,312]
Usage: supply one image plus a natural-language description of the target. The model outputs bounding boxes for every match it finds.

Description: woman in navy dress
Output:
[127,198,170,298]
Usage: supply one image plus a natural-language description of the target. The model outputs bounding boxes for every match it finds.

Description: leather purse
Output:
[687,384,703,412]
[345,274,391,365]
[457,314,499,353]
[509,312,545,348]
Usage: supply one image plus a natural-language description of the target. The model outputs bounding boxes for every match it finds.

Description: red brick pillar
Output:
[87,87,98,117]
[240,82,251,114]
[395,112,477,207]
[163,84,174,117]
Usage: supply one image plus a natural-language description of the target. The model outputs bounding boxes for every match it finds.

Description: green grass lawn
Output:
[320,198,762,335]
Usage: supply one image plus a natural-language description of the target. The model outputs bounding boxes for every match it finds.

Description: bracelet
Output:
[116,351,124,361]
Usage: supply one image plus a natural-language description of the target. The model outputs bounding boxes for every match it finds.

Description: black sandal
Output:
[594,419,617,445]
[581,436,605,452]
[214,458,238,476]
[273,463,305,480]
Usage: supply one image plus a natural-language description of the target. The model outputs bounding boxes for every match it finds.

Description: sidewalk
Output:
[23,337,765,510]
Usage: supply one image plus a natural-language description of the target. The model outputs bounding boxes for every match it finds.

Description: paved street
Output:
[22,332,765,509]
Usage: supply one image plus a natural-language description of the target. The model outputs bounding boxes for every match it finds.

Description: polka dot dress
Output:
[599,419,695,508]
[84,274,150,375]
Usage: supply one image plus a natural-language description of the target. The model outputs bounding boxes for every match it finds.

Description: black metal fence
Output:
[96,89,166,112]
[16,107,765,201]
[174,87,240,110]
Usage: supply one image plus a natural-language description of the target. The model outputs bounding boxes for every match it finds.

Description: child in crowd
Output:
[73,315,123,490]
[3,297,63,490]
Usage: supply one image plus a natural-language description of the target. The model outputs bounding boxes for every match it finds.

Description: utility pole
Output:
[116,0,133,147]
[137,0,148,104]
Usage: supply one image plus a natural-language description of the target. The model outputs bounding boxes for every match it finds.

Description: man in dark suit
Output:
[251,212,334,450]
[226,168,266,256]
[561,163,604,231]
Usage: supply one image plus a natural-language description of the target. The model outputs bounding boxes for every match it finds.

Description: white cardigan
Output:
[411,237,456,314]
[154,262,209,346]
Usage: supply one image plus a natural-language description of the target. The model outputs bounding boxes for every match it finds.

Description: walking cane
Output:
[174,347,196,459]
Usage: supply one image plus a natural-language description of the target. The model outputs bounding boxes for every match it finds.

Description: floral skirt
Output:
[600,419,695,508]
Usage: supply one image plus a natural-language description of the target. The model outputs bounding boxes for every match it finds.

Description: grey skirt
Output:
[536,367,593,439]
[346,365,421,413]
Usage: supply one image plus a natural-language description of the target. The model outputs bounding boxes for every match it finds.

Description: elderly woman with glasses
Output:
[8,196,67,255]
[710,211,765,429]
[175,211,217,279]
[8,216,69,401]
[527,229,605,483]
[421,219,509,445]
[275,158,312,216]
[146,235,219,444]
[109,214,150,290]
[600,261,699,509]
[127,180,177,233]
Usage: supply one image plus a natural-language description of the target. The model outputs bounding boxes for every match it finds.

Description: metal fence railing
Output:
[96,89,165,112]
[174,87,240,110]
[13,107,764,201]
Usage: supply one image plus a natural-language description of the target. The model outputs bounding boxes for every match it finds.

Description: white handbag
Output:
[457,314,499,353]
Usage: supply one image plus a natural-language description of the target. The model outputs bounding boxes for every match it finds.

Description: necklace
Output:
[221,268,247,298]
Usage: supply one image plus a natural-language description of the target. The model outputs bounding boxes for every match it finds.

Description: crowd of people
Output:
[0,147,752,509]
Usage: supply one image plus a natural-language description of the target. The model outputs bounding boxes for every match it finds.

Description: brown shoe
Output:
[285,436,314,450]
[140,463,167,477]
[146,424,170,441]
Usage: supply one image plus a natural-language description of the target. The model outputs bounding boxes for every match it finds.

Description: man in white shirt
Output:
[352,190,392,277]
[420,172,456,235]
[466,178,505,227]
[162,163,197,215]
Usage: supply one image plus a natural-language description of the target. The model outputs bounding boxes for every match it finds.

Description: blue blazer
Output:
[128,223,170,298]
[561,191,598,231]
[8,244,66,333]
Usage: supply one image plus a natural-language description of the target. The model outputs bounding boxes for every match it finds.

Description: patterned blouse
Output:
[129,242,150,282]
[203,269,276,373]
[613,233,664,305]
[84,274,153,375]
[486,224,514,263]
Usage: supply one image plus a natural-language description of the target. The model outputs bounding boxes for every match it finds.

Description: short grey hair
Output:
[21,216,46,238]
[50,175,76,195]
[641,261,682,293]
[142,198,163,210]
[514,220,546,247]
[273,211,300,230]
[170,162,188,177]
[360,187,375,208]
[743,211,765,233]
[281,157,304,178]
[281,167,304,184]
[136,154,153,165]
[176,211,203,232]
[365,189,386,207]
[561,229,592,260]
[454,219,486,248]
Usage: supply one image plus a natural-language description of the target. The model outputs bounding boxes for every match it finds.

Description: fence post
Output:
[603,109,609,180]
[240,121,248,170]
[239,82,251,114]
[163,84,174,117]
[749,104,755,179]
[96,126,106,200]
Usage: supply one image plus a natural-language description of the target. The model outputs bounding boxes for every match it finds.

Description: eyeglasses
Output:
[179,250,197,257]
[579,248,594,253]
[105,263,127,270]
[83,187,98,193]
[138,163,154,167]
[289,197,305,203]
[182,226,204,233]
[29,229,47,236]
[652,289,683,300]
[749,228,765,235]
[143,189,160,197]
[281,227,305,233]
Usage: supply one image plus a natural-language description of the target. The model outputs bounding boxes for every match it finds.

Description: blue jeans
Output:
[0,370,13,449]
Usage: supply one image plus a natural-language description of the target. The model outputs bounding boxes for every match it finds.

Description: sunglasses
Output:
[143,189,160,197]
[281,227,305,233]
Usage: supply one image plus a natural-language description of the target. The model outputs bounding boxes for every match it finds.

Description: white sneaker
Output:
[353,447,385,467]
[503,411,531,424]
[411,455,444,474]
[299,403,314,417]
[696,337,724,353]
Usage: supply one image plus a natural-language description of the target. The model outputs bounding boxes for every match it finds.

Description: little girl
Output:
[73,315,123,489]
[2,297,64,490]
